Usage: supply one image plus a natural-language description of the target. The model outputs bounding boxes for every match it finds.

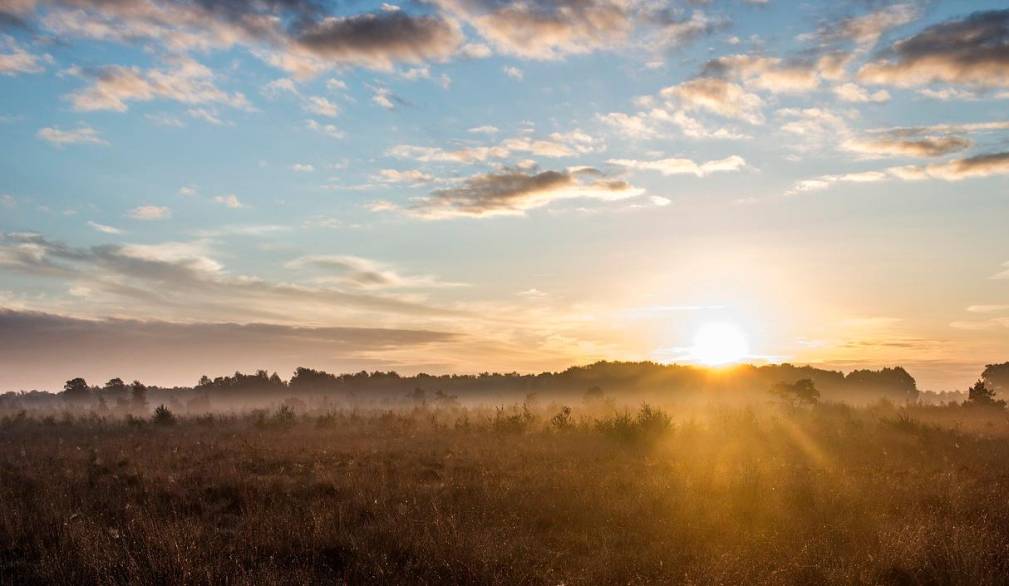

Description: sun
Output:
[690,322,750,366]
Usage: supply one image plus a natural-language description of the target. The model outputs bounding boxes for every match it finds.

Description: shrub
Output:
[493,404,536,434]
[595,404,673,444]
[152,404,176,426]
[550,406,574,431]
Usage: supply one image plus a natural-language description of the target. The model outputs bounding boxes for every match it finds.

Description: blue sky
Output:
[1,0,1008,390]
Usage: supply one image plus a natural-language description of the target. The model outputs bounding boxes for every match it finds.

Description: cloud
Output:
[789,150,1009,194]
[608,155,746,176]
[776,107,849,139]
[503,65,523,80]
[290,163,315,173]
[824,3,919,48]
[128,205,171,220]
[286,254,464,289]
[834,82,890,103]
[303,95,339,117]
[915,152,1009,181]
[439,0,632,60]
[68,57,251,112]
[187,108,225,125]
[700,54,823,94]
[36,125,107,146]
[842,132,972,158]
[468,125,498,134]
[641,9,722,51]
[0,308,457,391]
[371,86,396,109]
[660,78,764,124]
[0,34,49,75]
[598,112,656,139]
[0,232,465,328]
[787,170,889,195]
[388,130,602,164]
[293,10,463,70]
[87,221,123,235]
[859,9,1009,87]
[263,77,299,97]
[992,262,1009,280]
[967,304,1009,313]
[375,169,435,184]
[213,194,243,208]
[305,118,344,139]
[397,166,644,218]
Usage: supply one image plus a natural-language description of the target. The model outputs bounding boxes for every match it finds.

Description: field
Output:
[3,401,1009,585]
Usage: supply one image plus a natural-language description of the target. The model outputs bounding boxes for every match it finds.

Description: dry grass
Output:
[3,402,1009,584]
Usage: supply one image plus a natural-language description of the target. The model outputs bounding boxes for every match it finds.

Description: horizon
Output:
[2,1,1009,392]
[0,348,982,395]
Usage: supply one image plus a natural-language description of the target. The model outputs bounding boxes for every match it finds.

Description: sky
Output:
[1,0,1008,391]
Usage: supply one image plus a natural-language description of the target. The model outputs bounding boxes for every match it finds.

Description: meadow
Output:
[3,399,1009,585]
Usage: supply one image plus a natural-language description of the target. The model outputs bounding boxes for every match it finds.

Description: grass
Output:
[2,401,1009,584]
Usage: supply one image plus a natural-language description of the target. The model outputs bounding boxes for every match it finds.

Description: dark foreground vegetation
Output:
[5,395,1009,585]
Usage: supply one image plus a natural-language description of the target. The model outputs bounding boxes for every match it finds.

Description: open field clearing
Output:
[3,402,1009,585]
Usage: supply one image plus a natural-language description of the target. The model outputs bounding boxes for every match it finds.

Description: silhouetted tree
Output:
[62,378,91,402]
[845,367,918,402]
[771,378,820,408]
[982,363,1009,396]
[103,378,127,395]
[965,379,1006,409]
[131,380,148,411]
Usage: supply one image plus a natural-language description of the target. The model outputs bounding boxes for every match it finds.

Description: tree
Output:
[62,378,91,402]
[131,380,148,412]
[103,378,127,395]
[771,379,820,408]
[982,363,1009,396]
[964,379,1006,409]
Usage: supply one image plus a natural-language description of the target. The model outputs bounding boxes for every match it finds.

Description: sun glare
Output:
[691,322,750,366]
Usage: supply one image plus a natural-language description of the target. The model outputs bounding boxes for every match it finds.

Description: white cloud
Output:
[503,65,523,80]
[609,155,746,176]
[304,95,340,117]
[213,194,243,208]
[87,221,124,234]
[128,206,171,220]
[187,108,224,125]
[305,118,344,139]
[290,163,315,173]
[0,36,50,76]
[68,57,251,113]
[37,125,108,146]
[834,83,890,103]
[371,87,396,110]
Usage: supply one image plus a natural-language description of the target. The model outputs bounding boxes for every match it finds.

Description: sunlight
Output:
[690,322,750,366]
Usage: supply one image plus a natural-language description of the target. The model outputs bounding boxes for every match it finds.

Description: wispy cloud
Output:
[37,125,107,146]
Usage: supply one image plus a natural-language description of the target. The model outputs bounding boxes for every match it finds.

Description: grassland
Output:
[3,401,1009,584]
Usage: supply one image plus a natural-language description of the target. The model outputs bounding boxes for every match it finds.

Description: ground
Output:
[2,402,1009,584]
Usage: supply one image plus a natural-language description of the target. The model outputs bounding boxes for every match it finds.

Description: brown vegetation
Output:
[3,399,1009,584]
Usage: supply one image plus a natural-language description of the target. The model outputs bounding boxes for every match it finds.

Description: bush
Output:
[550,406,574,431]
[595,404,673,444]
[492,404,536,434]
[255,405,298,430]
[152,404,176,426]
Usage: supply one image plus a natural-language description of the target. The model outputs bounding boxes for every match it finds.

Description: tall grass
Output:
[2,401,1009,584]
